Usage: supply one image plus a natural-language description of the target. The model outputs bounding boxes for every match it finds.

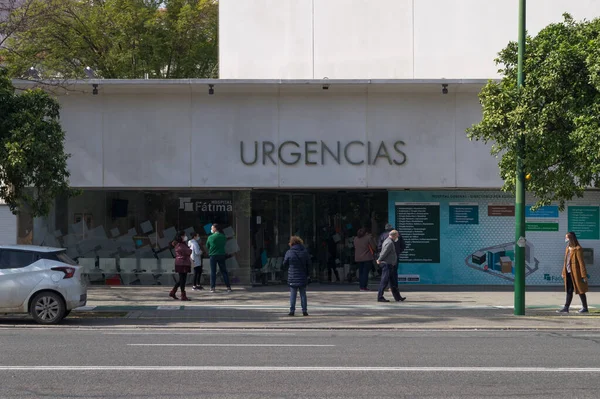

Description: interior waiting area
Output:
[19,190,389,286]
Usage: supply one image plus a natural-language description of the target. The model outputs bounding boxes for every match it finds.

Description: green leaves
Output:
[467,14,600,210]
[0,68,77,216]
[1,0,218,79]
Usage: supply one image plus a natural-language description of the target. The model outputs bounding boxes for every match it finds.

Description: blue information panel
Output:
[525,205,559,218]
[449,203,479,225]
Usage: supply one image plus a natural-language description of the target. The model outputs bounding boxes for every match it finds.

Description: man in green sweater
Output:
[206,223,231,292]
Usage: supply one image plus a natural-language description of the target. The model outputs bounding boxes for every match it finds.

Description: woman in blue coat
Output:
[284,236,311,316]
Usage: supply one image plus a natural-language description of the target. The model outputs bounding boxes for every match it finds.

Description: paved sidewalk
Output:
[42,284,598,330]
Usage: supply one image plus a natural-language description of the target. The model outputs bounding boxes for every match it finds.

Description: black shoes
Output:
[289,311,309,316]
[558,307,589,314]
[396,297,407,302]
[378,298,390,303]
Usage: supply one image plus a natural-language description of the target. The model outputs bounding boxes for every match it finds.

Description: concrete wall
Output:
[219,0,600,79]
[58,84,503,189]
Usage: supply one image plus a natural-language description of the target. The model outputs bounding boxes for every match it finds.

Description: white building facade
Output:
[19,0,600,286]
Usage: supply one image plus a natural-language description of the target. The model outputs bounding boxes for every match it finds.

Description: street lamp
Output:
[514,0,527,316]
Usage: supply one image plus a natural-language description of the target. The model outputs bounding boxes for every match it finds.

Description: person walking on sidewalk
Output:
[557,231,589,313]
[354,228,376,291]
[376,230,406,303]
[189,232,204,291]
[169,230,192,301]
[376,222,406,290]
[206,223,232,293]
[284,236,311,316]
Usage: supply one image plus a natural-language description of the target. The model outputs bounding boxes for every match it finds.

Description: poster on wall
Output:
[395,202,440,263]
[388,190,600,286]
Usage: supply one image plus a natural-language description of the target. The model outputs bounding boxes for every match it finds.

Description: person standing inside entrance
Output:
[557,232,589,313]
[169,230,192,301]
[354,228,376,291]
[376,230,406,303]
[326,232,341,283]
[189,232,204,291]
[206,223,232,293]
[284,236,311,316]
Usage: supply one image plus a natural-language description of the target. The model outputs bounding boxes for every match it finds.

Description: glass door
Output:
[251,192,290,285]
[291,193,316,279]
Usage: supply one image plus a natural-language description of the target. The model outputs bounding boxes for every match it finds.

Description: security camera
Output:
[442,84,448,95]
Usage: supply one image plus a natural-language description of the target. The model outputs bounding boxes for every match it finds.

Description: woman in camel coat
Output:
[557,231,589,313]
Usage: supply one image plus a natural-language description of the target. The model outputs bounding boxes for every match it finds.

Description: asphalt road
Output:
[2,328,600,398]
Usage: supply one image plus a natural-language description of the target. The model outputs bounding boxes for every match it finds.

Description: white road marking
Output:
[104,332,298,336]
[128,344,334,347]
[0,366,600,372]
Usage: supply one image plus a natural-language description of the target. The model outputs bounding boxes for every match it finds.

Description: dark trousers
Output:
[358,261,371,289]
[290,285,307,313]
[173,272,188,292]
[210,255,231,289]
[193,266,203,286]
[327,258,340,282]
[565,272,588,309]
[377,263,402,301]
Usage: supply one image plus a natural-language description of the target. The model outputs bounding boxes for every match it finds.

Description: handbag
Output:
[368,243,375,255]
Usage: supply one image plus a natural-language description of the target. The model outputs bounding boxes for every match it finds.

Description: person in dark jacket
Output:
[283,236,311,316]
[169,230,192,301]
[377,223,406,256]
[326,233,341,282]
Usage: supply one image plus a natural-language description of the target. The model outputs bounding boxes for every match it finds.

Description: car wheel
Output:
[30,292,66,324]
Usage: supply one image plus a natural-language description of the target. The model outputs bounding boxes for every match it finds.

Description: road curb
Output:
[3,325,600,331]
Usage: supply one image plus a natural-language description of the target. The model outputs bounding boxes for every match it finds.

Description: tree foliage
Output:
[0,67,77,216]
[467,14,600,210]
[1,0,218,79]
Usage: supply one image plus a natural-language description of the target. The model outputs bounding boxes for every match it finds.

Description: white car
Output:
[0,245,87,324]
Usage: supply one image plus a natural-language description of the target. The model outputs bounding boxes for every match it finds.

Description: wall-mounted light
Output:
[27,67,40,79]
[92,84,98,95]
[84,66,97,78]
[322,77,330,90]
[208,84,214,95]
[442,84,449,95]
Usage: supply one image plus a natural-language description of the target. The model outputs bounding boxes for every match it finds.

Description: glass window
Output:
[0,250,37,269]
[38,251,78,266]
[26,190,249,285]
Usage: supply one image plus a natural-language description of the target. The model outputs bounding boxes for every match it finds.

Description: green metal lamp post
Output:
[514,0,527,316]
